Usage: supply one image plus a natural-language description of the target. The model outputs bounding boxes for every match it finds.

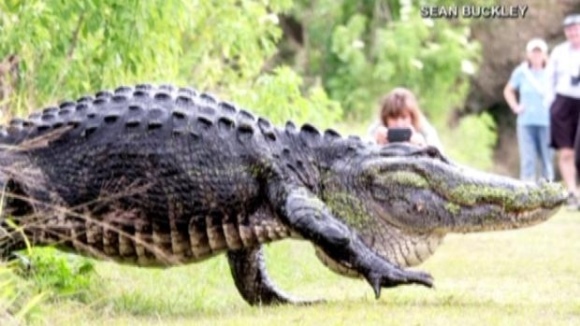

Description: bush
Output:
[0,247,103,324]
[15,248,102,303]
[0,259,43,324]
[442,112,498,170]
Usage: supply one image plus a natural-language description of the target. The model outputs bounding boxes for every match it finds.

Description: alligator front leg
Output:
[227,246,320,306]
[269,185,433,299]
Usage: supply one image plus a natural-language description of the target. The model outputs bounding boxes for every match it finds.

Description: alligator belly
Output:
[22,209,294,267]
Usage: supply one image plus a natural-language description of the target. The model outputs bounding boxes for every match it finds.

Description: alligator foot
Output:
[227,246,322,306]
[362,258,433,299]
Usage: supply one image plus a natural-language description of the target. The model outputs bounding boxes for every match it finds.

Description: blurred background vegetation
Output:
[0,0,578,172]
[0,0,507,171]
[1,0,580,323]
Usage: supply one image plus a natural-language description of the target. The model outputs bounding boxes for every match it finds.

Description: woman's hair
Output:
[378,87,424,130]
[525,54,548,68]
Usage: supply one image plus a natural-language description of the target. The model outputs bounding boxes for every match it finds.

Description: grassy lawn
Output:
[17,210,580,325]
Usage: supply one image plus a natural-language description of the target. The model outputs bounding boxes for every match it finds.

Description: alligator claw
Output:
[365,272,383,299]
[364,267,434,299]
[405,270,434,288]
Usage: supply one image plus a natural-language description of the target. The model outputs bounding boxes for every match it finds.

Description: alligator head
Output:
[317,142,567,272]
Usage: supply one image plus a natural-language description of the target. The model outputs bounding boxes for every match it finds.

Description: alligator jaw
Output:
[364,155,568,234]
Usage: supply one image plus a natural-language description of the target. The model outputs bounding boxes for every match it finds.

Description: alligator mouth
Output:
[458,205,562,233]
[518,206,562,221]
[369,157,568,234]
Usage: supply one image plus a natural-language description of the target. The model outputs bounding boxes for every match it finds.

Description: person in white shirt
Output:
[544,14,580,209]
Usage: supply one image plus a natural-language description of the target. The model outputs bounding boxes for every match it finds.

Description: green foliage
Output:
[230,66,342,128]
[324,7,479,124]
[443,112,497,170]
[0,262,44,324]
[0,247,101,324]
[16,248,102,303]
[0,0,339,128]
[420,0,498,7]
[0,0,500,166]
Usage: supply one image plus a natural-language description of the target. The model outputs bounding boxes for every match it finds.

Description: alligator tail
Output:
[0,148,13,259]
[0,146,29,260]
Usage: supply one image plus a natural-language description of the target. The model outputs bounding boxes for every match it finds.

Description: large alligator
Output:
[0,84,567,306]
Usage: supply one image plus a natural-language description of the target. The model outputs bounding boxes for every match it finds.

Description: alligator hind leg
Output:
[227,246,321,306]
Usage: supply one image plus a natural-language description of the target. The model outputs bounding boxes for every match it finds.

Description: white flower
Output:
[461,59,476,75]
[399,0,412,21]
[427,42,441,51]
[352,40,365,49]
[464,27,471,38]
[260,13,279,25]
[411,58,424,70]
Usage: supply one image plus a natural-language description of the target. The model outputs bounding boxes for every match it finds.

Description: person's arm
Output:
[503,65,523,114]
[543,47,558,108]
[413,115,443,151]
[503,83,523,114]
[368,121,387,144]
[420,121,443,151]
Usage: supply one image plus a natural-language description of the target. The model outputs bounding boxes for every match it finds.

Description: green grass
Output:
[12,210,580,325]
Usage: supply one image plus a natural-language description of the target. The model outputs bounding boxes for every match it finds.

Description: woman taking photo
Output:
[368,87,443,151]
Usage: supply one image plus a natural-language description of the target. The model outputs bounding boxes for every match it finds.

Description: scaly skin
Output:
[0,84,567,306]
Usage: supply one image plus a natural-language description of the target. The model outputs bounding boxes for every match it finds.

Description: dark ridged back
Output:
[0,84,248,146]
[0,84,356,152]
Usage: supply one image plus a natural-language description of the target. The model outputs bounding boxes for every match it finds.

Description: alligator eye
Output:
[424,146,441,158]
[370,182,389,201]
[411,146,448,163]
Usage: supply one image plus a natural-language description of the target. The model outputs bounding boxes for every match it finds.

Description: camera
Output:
[571,66,580,86]
[387,128,412,143]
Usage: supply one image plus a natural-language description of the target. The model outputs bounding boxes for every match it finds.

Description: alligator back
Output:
[0,84,298,266]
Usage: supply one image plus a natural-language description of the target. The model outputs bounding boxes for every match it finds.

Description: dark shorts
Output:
[550,94,580,149]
